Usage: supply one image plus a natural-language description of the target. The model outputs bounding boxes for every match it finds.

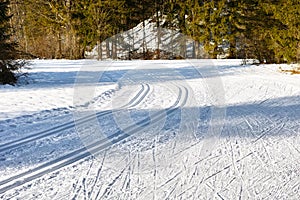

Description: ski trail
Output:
[89,151,107,199]
[97,166,127,199]
[0,81,188,196]
[0,84,156,194]
[98,153,137,200]
[164,182,178,200]
[152,137,157,200]
[71,159,94,200]
[202,153,253,183]
[119,150,133,199]
[0,84,150,153]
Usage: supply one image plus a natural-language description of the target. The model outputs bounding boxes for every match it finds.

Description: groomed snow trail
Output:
[0,84,150,153]
[0,60,299,199]
[0,84,187,194]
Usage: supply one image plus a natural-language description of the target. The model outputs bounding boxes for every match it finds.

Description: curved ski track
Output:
[0,84,188,194]
[0,84,150,153]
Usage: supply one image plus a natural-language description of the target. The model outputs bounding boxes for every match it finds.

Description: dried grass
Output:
[279,65,300,74]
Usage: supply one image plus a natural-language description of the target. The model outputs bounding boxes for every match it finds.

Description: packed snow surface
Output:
[0,59,299,199]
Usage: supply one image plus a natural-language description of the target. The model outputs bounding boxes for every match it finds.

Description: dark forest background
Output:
[5,0,300,64]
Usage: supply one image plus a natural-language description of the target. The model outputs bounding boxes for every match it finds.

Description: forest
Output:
[6,0,300,63]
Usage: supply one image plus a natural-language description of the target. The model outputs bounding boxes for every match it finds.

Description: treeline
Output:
[9,0,300,63]
[1,1,26,85]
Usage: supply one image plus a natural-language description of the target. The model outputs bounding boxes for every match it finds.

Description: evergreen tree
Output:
[260,0,300,63]
[7,0,299,63]
[164,0,299,63]
[0,0,25,85]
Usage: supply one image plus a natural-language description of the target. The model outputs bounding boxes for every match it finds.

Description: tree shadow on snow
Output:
[0,95,299,170]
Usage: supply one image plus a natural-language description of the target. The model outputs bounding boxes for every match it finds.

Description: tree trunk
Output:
[156,0,160,59]
[97,40,102,60]
[106,40,110,59]
[57,32,62,59]
[228,39,237,59]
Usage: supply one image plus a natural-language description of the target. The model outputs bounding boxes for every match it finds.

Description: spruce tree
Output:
[260,0,300,63]
[0,0,24,85]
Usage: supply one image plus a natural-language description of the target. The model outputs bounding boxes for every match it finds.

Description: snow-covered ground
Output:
[0,59,299,199]
[85,17,206,60]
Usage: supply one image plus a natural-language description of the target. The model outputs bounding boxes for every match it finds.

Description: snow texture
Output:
[0,59,299,199]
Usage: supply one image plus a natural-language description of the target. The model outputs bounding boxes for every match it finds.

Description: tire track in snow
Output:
[0,85,188,195]
[0,84,150,153]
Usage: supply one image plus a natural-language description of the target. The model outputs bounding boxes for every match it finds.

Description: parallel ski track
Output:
[0,84,150,153]
[0,84,188,195]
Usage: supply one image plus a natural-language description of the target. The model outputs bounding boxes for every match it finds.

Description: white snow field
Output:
[0,59,299,199]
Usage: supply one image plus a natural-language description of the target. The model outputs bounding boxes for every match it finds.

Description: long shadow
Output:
[23,61,250,88]
[0,95,299,170]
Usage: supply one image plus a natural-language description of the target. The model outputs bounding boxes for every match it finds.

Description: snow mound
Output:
[86,18,207,59]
